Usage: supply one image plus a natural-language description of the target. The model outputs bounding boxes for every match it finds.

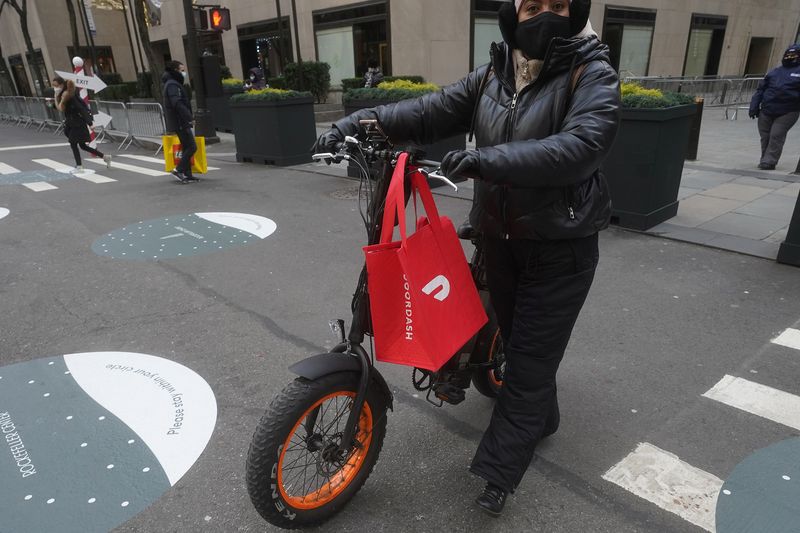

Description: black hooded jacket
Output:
[334,36,621,240]
[162,70,193,132]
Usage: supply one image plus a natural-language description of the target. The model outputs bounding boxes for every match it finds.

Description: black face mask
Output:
[514,12,572,60]
[783,51,800,68]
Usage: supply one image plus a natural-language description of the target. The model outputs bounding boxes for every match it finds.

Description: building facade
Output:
[2,1,800,96]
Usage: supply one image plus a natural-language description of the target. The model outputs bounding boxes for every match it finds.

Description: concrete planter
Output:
[231,96,315,167]
[208,87,244,133]
[602,104,696,230]
[343,99,467,186]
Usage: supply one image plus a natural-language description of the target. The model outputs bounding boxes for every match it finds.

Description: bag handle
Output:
[379,154,445,245]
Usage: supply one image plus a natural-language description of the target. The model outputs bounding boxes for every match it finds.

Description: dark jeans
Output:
[175,127,197,177]
[758,111,799,166]
[470,233,599,492]
[70,141,104,166]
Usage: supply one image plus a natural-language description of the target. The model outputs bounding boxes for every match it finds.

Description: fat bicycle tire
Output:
[470,313,505,398]
[246,372,388,529]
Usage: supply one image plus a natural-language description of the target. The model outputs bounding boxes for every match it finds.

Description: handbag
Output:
[363,153,487,371]
[162,135,208,174]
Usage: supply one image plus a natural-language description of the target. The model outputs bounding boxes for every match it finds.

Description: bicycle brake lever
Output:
[423,170,458,192]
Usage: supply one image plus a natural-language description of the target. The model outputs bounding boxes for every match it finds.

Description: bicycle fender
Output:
[289,353,393,410]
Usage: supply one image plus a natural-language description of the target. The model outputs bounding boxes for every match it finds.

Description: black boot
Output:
[475,483,507,517]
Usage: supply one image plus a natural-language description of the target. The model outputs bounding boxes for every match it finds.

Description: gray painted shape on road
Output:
[0,356,170,533]
[716,438,800,533]
[0,169,73,185]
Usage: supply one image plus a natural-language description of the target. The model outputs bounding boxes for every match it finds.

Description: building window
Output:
[9,55,31,97]
[238,18,294,78]
[24,49,49,94]
[603,7,656,77]
[313,1,389,88]
[471,1,504,70]
[683,14,727,77]
[744,37,774,77]
[0,58,17,96]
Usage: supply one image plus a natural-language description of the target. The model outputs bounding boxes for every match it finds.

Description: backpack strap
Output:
[570,63,587,97]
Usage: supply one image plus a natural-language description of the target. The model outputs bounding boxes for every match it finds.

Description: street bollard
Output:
[685,97,704,161]
[777,190,800,266]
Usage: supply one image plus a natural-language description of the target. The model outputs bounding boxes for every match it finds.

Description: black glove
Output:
[311,125,346,161]
[441,149,481,180]
[749,110,759,119]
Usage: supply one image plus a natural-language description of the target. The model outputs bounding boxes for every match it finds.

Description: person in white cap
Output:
[315,0,620,517]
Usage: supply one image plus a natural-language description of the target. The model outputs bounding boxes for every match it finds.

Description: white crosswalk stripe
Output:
[772,328,800,351]
[75,173,116,184]
[84,158,167,176]
[703,374,800,431]
[0,162,19,174]
[604,326,800,531]
[603,443,722,532]
[32,158,74,173]
[23,181,58,191]
[118,154,220,171]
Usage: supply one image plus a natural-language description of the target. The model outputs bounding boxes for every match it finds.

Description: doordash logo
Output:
[403,275,414,341]
[422,275,451,302]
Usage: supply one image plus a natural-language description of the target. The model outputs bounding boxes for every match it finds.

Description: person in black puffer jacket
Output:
[749,44,800,170]
[56,78,112,173]
[162,61,198,183]
[314,0,620,517]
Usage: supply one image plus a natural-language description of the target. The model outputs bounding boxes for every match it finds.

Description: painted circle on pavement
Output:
[716,438,800,533]
[0,208,8,221]
[0,352,217,533]
[92,212,277,260]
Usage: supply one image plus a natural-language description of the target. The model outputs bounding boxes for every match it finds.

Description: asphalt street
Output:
[1,123,800,533]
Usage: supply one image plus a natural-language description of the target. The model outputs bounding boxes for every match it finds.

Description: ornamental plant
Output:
[344,79,440,103]
[621,82,695,109]
[229,88,312,102]
[341,75,426,91]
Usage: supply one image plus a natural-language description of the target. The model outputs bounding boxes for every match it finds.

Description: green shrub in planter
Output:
[230,89,316,166]
[220,64,232,79]
[99,72,123,86]
[283,62,331,103]
[222,78,244,94]
[602,83,698,230]
[341,75,426,91]
[267,77,288,90]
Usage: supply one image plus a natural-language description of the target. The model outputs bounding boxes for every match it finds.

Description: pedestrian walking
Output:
[162,61,198,183]
[314,0,619,517]
[363,58,384,88]
[749,44,800,170]
[56,78,111,173]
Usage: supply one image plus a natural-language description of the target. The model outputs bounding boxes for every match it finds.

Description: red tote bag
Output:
[363,153,488,371]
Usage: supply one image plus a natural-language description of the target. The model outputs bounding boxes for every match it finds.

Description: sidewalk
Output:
[648,107,800,260]
[313,109,800,262]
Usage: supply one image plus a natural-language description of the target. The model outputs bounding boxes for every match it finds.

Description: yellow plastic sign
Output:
[163,135,208,174]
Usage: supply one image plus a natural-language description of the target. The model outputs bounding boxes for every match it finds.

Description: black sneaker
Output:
[475,483,507,517]
[171,169,188,183]
[184,175,200,183]
[758,163,776,170]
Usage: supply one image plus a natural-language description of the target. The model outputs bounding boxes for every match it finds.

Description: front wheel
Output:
[246,372,388,529]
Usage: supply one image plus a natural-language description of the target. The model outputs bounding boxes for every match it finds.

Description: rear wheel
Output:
[471,317,505,398]
[246,372,388,529]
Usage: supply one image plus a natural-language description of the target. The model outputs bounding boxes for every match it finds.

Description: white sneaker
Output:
[69,166,84,175]
[103,155,112,169]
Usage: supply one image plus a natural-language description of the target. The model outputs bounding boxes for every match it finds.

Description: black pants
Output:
[470,233,599,492]
[70,141,104,166]
[758,112,799,167]
[175,127,197,177]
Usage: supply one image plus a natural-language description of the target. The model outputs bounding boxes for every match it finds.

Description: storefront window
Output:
[313,1,389,88]
[603,8,656,77]
[9,55,31,97]
[238,18,293,79]
[472,0,504,69]
[0,58,17,96]
[67,46,117,76]
[684,14,727,77]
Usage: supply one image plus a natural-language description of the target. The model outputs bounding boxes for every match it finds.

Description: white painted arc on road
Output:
[0,162,19,174]
[0,208,8,220]
[772,328,800,351]
[32,158,74,173]
[84,158,167,176]
[23,181,58,191]
[603,442,722,532]
[0,143,69,152]
[118,154,220,171]
[76,173,116,184]
[196,212,277,239]
[64,352,217,486]
[703,375,800,431]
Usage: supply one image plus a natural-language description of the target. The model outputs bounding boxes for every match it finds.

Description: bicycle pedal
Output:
[432,383,466,405]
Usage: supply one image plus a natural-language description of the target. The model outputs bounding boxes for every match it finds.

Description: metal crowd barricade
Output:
[13,96,31,127]
[126,102,166,155]
[27,97,49,131]
[43,97,64,133]
[94,100,132,149]
[0,96,13,121]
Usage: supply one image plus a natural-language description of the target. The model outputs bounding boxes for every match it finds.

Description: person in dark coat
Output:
[749,44,800,170]
[56,78,111,173]
[363,58,384,88]
[162,60,198,183]
[314,0,619,517]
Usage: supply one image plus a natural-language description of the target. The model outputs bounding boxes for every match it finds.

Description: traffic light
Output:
[208,7,231,31]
